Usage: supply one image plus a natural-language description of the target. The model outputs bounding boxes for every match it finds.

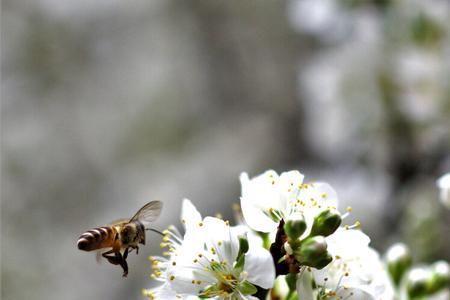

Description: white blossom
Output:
[144,199,275,300]
[240,170,339,237]
[297,229,394,300]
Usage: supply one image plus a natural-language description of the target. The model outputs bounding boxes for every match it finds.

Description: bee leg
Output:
[102,250,121,266]
[118,250,128,277]
[135,246,139,255]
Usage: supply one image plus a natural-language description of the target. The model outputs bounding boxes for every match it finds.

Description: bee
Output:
[77,201,163,277]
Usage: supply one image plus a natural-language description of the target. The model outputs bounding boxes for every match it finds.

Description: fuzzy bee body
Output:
[77,201,162,277]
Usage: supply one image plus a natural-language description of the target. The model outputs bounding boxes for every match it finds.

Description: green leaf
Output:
[238,280,257,295]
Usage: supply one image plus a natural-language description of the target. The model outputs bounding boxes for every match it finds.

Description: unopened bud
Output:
[429,261,450,293]
[295,236,330,269]
[312,253,333,270]
[406,267,432,298]
[385,243,412,286]
[310,209,342,237]
[284,213,306,241]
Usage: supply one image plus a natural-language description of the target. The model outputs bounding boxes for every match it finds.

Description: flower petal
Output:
[203,216,240,263]
[240,172,280,232]
[296,271,315,300]
[181,198,202,233]
[244,246,275,289]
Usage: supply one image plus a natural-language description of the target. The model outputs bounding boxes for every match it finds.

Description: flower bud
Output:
[429,261,450,293]
[284,213,306,241]
[310,209,342,237]
[437,173,450,209]
[406,267,432,298]
[295,236,331,269]
[385,243,412,286]
[312,253,333,270]
[238,235,249,257]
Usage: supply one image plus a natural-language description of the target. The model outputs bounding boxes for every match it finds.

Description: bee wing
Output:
[95,250,103,264]
[105,218,129,227]
[129,201,163,225]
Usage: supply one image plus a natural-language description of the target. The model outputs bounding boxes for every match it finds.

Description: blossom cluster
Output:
[143,170,450,300]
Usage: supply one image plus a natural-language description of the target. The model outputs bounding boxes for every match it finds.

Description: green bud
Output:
[429,261,450,293]
[312,253,333,270]
[385,243,412,287]
[310,209,342,237]
[295,236,330,268]
[284,213,307,241]
[406,267,432,298]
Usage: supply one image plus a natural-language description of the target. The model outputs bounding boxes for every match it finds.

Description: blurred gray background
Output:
[2,0,450,299]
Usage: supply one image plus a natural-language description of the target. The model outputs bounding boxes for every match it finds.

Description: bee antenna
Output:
[146,228,164,236]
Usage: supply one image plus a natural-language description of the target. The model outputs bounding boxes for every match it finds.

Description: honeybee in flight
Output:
[77,201,163,277]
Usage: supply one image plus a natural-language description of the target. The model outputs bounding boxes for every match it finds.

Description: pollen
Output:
[198,222,204,227]
[170,275,175,281]
[142,290,155,299]
[172,261,176,266]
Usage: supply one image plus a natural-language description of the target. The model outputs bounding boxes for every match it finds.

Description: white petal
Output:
[277,170,305,212]
[203,217,239,263]
[244,246,275,289]
[144,284,178,300]
[167,267,208,295]
[296,271,315,300]
[325,229,370,256]
[240,296,259,300]
[336,287,376,300]
[181,198,202,233]
[240,196,278,233]
[240,171,281,233]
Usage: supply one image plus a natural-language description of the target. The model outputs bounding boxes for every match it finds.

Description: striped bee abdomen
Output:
[77,227,115,251]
